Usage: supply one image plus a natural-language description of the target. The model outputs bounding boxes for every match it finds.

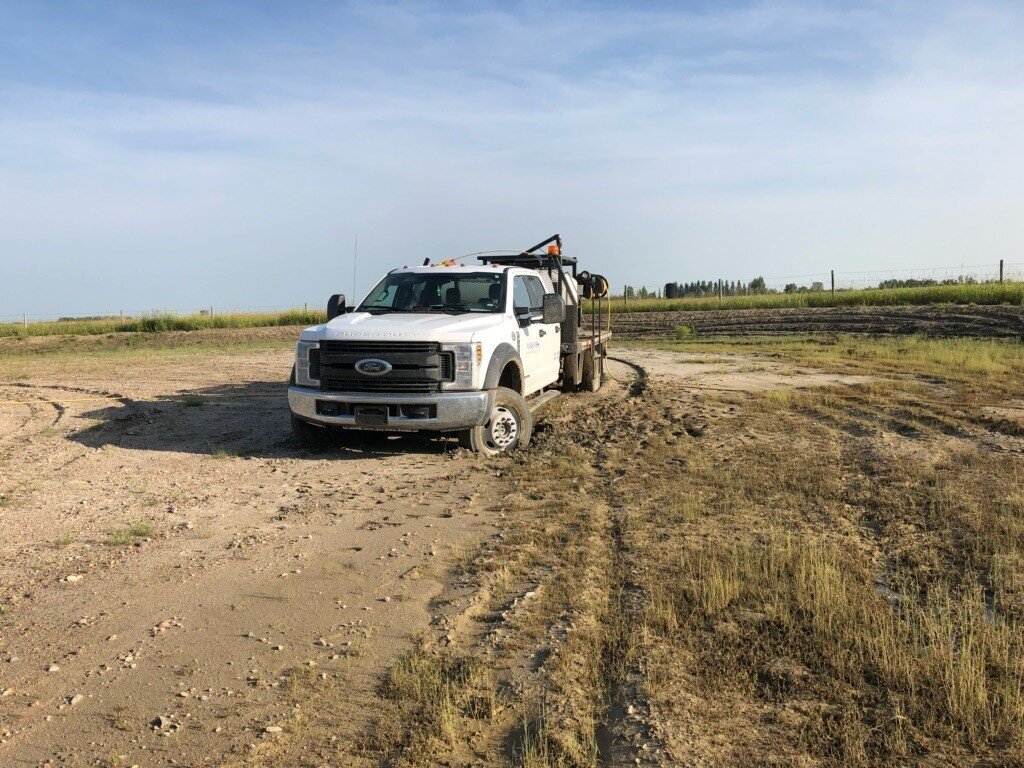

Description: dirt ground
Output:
[610,303,1024,338]
[2,332,1022,767]
[0,345,502,767]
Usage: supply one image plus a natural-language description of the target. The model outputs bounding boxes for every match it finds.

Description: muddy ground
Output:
[609,303,1024,338]
[1,333,1022,767]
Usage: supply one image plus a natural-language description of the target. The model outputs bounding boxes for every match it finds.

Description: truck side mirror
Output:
[542,294,566,325]
[327,294,347,321]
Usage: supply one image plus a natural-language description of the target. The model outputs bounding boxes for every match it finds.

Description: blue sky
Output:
[2,1,1023,315]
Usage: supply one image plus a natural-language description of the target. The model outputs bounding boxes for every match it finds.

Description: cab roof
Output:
[389,264,523,274]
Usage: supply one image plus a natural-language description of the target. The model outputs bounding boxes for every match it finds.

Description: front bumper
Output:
[288,386,491,432]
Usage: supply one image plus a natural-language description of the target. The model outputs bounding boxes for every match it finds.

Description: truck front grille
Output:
[317,340,444,394]
[318,377,439,395]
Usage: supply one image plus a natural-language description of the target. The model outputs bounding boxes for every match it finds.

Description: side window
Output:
[525,277,546,311]
[513,276,532,313]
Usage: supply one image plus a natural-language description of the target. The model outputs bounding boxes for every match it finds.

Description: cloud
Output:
[1,1,1023,314]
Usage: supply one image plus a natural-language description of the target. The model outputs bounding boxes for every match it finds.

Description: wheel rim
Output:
[485,405,519,451]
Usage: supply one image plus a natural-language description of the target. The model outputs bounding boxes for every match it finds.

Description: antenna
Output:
[352,234,359,300]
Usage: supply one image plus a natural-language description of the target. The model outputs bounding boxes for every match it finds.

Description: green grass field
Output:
[0,309,326,338]
[3,281,1022,338]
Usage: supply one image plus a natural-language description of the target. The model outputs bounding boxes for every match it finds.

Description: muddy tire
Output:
[289,364,337,449]
[458,387,532,456]
[581,347,603,392]
[291,414,336,449]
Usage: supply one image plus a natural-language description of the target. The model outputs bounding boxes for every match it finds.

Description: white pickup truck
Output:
[287,235,611,455]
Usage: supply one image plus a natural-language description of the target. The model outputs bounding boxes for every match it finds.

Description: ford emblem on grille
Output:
[354,358,392,376]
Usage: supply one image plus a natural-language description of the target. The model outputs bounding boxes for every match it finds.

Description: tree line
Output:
[661,274,994,298]
[662,277,771,298]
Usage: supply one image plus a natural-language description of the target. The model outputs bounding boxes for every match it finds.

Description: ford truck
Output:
[287,235,610,455]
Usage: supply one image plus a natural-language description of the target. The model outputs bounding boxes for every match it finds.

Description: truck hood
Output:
[304,312,506,343]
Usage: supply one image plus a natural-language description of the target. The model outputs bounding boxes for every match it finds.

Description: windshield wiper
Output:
[425,304,469,314]
[359,307,415,314]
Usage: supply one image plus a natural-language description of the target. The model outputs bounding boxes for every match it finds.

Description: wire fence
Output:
[3,261,1024,325]
[0,303,321,327]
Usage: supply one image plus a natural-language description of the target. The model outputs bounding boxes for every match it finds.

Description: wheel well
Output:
[498,362,523,394]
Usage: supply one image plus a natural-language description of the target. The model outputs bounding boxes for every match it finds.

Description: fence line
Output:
[4,261,1024,324]
[0,303,320,326]
[624,260,1024,299]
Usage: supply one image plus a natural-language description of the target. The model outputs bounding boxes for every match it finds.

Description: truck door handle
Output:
[539,329,547,337]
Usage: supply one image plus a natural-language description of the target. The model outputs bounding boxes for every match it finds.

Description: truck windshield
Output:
[358,272,505,314]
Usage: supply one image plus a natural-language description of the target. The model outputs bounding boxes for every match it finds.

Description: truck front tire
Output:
[291,414,336,449]
[290,363,337,449]
[458,387,532,456]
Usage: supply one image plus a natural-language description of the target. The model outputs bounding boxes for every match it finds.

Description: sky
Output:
[2,1,1023,316]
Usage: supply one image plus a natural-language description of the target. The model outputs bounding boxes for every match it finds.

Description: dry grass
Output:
[652,334,1024,397]
[231,334,1024,767]
[364,642,496,765]
[654,533,1024,755]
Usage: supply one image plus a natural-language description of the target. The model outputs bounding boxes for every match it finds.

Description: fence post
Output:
[210,306,214,320]
[23,313,27,330]
[623,287,627,310]
[304,301,308,312]
[1000,259,1004,284]
[119,309,124,322]
[830,270,835,297]
[718,279,723,302]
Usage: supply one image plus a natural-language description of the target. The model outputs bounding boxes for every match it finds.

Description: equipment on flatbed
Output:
[477,234,611,391]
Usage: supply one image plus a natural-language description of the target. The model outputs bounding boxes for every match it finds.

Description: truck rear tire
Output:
[458,387,532,456]
[581,348,603,392]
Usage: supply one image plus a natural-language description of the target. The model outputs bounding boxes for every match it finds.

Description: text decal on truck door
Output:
[354,359,392,376]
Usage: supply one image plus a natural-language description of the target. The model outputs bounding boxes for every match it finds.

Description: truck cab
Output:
[287,235,610,454]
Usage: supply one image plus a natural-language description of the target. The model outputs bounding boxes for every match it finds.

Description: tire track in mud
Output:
[0,382,130,436]
[610,304,1024,339]
[373,362,676,767]
[607,356,647,397]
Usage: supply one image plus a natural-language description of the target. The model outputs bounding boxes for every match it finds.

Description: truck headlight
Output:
[441,343,480,390]
[295,341,320,387]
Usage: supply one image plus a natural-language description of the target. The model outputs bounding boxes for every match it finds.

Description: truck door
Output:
[513,275,561,393]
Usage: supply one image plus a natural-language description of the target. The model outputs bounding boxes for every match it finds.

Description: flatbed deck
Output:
[580,330,612,349]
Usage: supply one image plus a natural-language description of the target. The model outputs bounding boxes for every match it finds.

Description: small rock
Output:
[47,665,60,673]
[65,575,84,583]
[69,694,85,707]
[265,725,283,734]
